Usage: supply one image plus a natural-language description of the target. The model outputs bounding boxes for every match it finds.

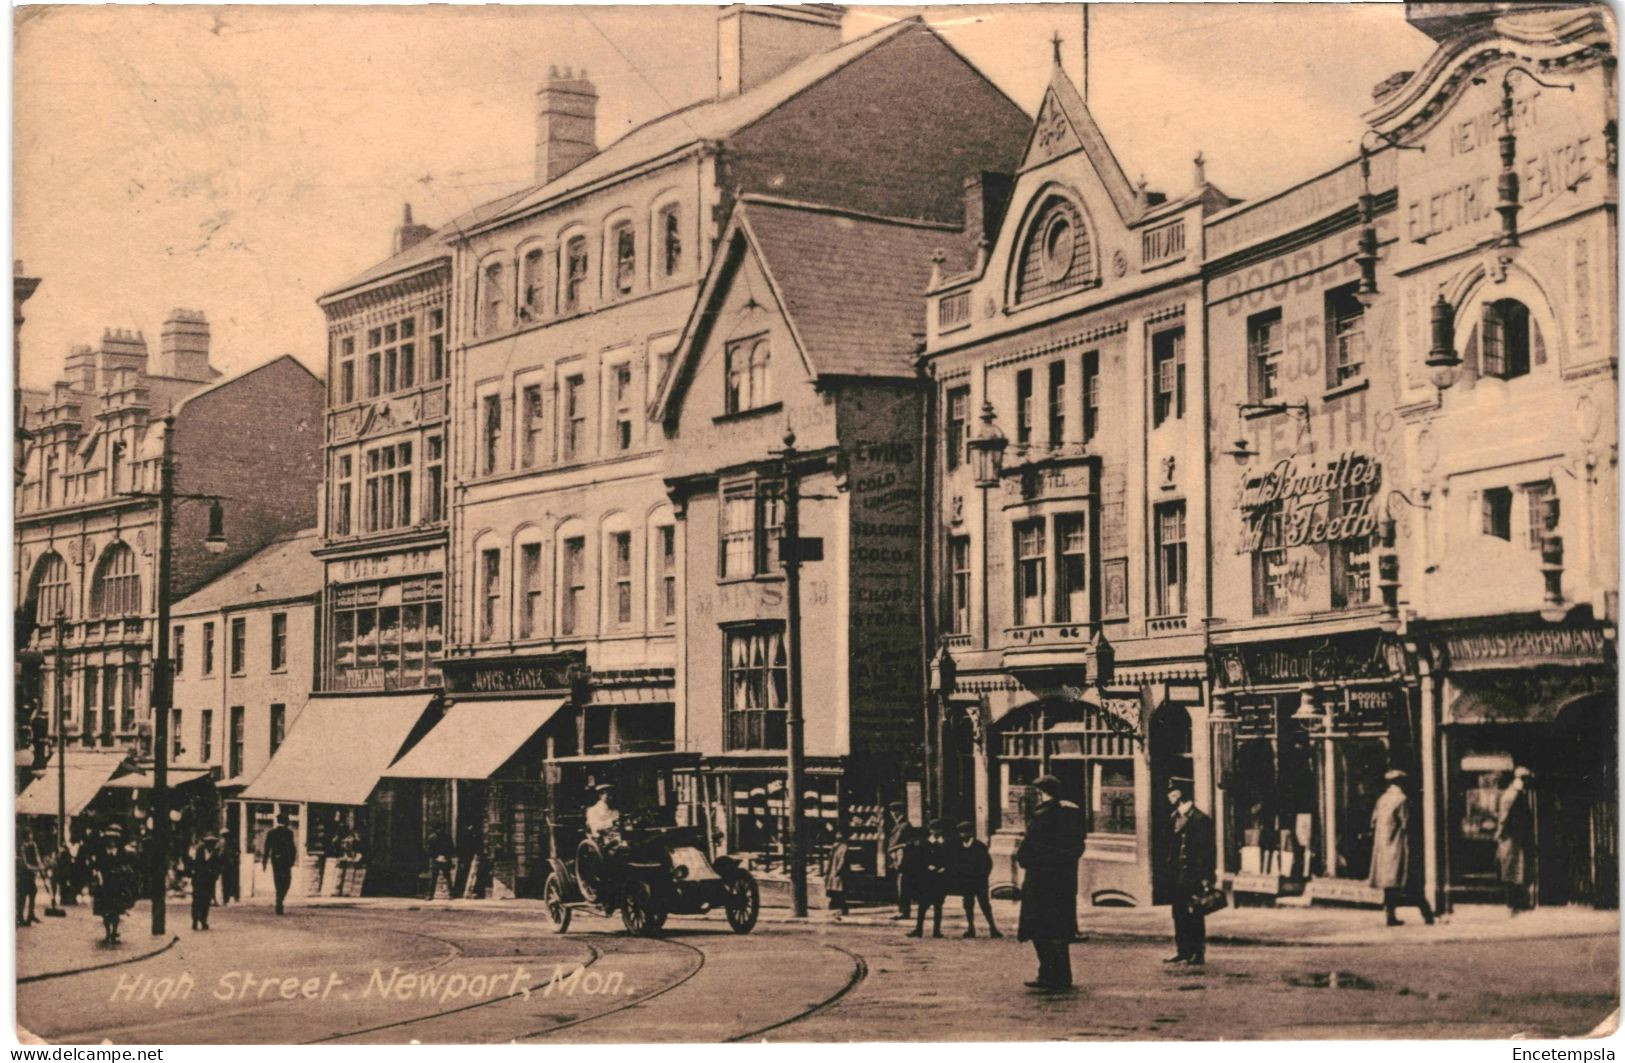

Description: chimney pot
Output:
[535,69,599,184]
[393,202,435,255]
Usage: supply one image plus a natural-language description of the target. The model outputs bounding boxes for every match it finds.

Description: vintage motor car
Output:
[540,751,759,935]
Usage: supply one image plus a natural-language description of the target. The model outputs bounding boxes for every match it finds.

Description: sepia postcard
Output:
[11,1,1620,1049]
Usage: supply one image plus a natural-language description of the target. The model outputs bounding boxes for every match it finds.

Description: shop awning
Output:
[240,693,437,805]
[15,751,130,817]
[382,698,564,780]
[102,769,212,790]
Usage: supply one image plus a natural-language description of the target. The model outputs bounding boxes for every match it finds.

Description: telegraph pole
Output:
[150,417,176,936]
[779,432,809,918]
[54,613,67,864]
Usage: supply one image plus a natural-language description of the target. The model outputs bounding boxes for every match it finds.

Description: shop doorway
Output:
[1548,695,1617,908]
[1149,703,1192,905]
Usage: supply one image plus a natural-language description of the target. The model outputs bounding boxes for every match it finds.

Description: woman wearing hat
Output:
[1368,769,1434,926]
[1015,774,1085,991]
[1497,766,1536,914]
[91,828,136,945]
[187,835,221,931]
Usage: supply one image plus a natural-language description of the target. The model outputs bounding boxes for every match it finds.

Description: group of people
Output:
[868,811,1002,938]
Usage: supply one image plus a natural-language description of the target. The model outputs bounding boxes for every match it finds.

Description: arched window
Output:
[481,261,506,335]
[602,513,636,631]
[1015,194,1094,303]
[647,506,677,629]
[474,536,503,642]
[520,247,546,320]
[1460,296,1545,382]
[659,204,682,279]
[563,235,589,313]
[28,552,71,623]
[91,542,141,618]
[557,519,590,637]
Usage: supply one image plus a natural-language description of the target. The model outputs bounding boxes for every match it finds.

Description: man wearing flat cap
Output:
[1163,778,1215,965]
[1015,774,1086,992]
[1369,768,1434,926]
[1497,766,1536,914]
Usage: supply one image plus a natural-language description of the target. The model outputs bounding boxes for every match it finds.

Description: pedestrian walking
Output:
[16,822,42,927]
[1163,778,1215,967]
[1016,775,1085,992]
[823,824,851,917]
[950,821,1002,938]
[1369,769,1435,926]
[426,828,455,899]
[90,828,136,945]
[188,835,220,931]
[907,819,951,938]
[1497,766,1536,914]
[262,814,298,915]
[885,802,921,920]
[220,829,241,905]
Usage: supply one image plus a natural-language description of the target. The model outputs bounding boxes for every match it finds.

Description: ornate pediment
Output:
[1028,89,1082,166]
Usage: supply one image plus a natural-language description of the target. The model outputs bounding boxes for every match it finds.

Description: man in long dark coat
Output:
[1016,775,1085,992]
[188,836,220,931]
[885,802,921,920]
[1164,778,1216,966]
[262,814,298,915]
[1497,766,1536,914]
[1368,769,1434,926]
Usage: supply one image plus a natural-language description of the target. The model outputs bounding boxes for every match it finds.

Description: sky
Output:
[12,2,1440,391]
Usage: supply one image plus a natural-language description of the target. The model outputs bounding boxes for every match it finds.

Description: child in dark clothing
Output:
[906,819,951,938]
[953,821,1003,938]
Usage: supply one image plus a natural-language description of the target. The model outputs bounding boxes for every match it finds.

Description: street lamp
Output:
[1352,129,1424,308]
[1470,66,1575,260]
[1426,293,1461,392]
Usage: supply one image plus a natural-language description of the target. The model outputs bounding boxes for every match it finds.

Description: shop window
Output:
[1151,328,1185,427]
[725,624,788,750]
[330,579,443,691]
[1016,369,1033,446]
[1524,480,1556,550]
[945,386,969,472]
[519,542,542,639]
[203,622,216,676]
[1014,519,1046,625]
[1482,486,1513,541]
[719,479,782,580]
[1325,285,1365,387]
[480,548,502,641]
[482,395,502,475]
[725,336,772,414]
[1248,308,1282,402]
[1481,299,1533,380]
[90,542,140,618]
[1082,351,1100,442]
[520,385,545,468]
[1154,501,1186,616]
[1047,360,1066,446]
[994,701,1133,836]
[949,536,971,634]
[1055,515,1087,623]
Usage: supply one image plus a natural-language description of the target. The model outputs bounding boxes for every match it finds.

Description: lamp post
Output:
[778,432,809,919]
[54,612,67,870]
[135,415,227,935]
[967,401,1007,649]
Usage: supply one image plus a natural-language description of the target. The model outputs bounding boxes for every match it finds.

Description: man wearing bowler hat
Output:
[1016,774,1085,992]
[1163,778,1215,966]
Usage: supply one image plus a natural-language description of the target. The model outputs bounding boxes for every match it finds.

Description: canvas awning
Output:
[15,752,130,816]
[102,769,212,790]
[381,698,565,780]
[239,693,437,805]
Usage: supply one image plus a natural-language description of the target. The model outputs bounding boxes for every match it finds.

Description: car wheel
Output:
[723,871,759,933]
[544,873,571,934]
[621,882,661,936]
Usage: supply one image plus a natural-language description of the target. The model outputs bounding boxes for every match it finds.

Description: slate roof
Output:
[171,527,322,615]
[738,197,953,379]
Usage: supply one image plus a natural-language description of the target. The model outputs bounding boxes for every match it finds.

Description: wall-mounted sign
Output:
[1211,631,1402,688]
[1443,624,1609,671]
[330,547,444,584]
[441,654,585,695]
[1238,451,1381,553]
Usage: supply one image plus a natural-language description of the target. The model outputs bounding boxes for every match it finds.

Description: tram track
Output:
[723,941,868,1042]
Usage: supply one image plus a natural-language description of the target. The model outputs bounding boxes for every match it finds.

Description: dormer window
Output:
[1016,194,1093,303]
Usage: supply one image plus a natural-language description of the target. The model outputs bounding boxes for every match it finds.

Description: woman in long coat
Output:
[1368,770,1433,925]
[1497,767,1536,913]
[91,832,137,944]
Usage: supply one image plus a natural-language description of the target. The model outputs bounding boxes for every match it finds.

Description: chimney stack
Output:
[962,172,1013,269]
[98,328,149,390]
[535,67,598,184]
[154,309,212,381]
[393,203,435,255]
[716,5,844,99]
[65,344,97,396]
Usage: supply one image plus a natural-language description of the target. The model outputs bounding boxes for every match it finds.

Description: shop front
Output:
[1433,615,1617,909]
[1210,631,1419,904]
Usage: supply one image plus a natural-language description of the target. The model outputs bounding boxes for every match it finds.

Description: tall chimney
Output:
[98,328,149,390]
[962,172,1013,269]
[64,344,97,396]
[154,309,212,381]
[393,203,435,255]
[717,5,844,99]
[535,67,598,184]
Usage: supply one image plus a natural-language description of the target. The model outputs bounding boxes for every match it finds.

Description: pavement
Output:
[14,900,179,983]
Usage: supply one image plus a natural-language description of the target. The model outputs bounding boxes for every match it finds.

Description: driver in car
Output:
[580,783,625,899]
